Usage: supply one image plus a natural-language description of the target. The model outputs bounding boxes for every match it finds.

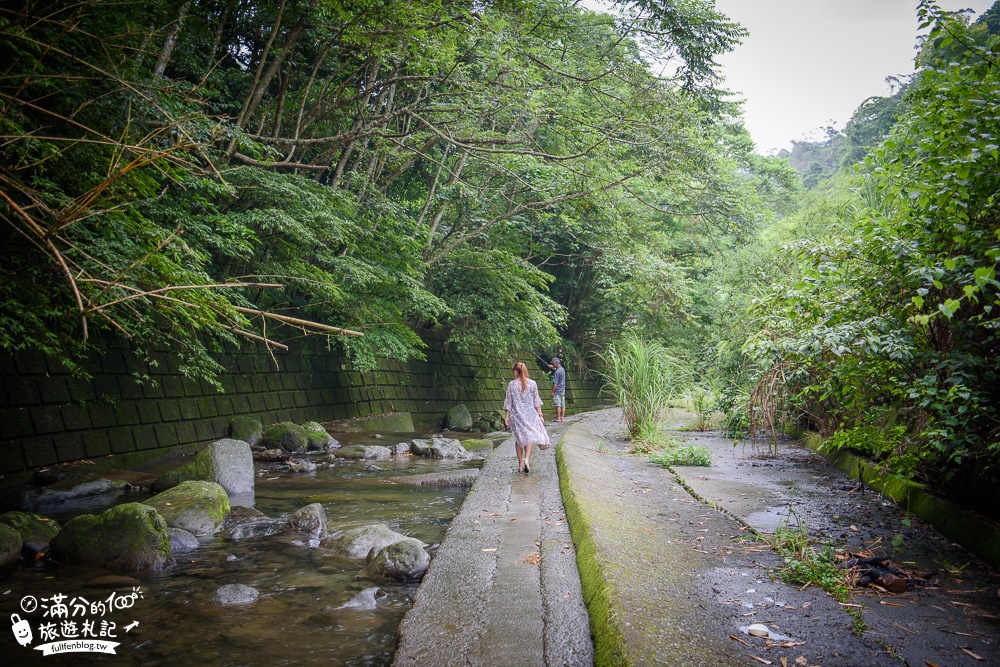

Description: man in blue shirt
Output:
[549,357,566,422]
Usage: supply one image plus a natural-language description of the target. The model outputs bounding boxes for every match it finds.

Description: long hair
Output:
[512,362,529,393]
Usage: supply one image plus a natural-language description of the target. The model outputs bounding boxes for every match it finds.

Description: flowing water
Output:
[1,430,481,666]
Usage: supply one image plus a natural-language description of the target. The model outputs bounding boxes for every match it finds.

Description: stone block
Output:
[110,431,137,454]
[1,408,34,439]
[0,443,26,473]
[162,376,185,398]
[4,377,40,406]
[158,401,181,422]
[29,406,63,434]
[153,424,177,449]
[263,394,280,410]
[60,405,92,431]
[35,376,71,404]
[82,431,111,458]
[214,397,233,416]
[178,399,200,421]
[251,375,269,393]
[113,402,140,426]
[137,402,161,425]
[233,375,254,394]
[182,377,201,398]
[197,398,218,418]
[194,421,217,442]
[266,375,283,392]
[279,393,296,409]
[230,394,250,414]
[53,433,86,462]
[13,352,47,375]
[23,439,57,468]
[142,381,165,399]
[293,392,309,408]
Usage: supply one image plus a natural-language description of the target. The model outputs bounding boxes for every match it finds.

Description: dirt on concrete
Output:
[561,409,1000,667]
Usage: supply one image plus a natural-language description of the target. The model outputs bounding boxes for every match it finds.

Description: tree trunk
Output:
[153,0,191,77]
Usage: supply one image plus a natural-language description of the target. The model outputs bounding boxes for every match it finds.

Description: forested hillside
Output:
[709,2,1000,510]
[0,0,790,384]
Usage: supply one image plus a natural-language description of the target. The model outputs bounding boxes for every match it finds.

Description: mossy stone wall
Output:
[0,333,603,473]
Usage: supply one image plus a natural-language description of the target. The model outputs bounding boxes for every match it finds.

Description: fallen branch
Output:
[231,306,363,337]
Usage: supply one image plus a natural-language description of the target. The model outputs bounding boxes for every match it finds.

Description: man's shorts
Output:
[552,392,566,408]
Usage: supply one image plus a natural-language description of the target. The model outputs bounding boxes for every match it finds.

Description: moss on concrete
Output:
[460,438,493,454]
[557,435,628,667]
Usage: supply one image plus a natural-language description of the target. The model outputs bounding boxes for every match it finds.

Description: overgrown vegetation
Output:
[649,443,712,467]
[770,507,852,603]
[598,333,689,440]
[705,1,1000,508]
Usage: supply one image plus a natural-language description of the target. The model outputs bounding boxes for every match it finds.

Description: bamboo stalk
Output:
[231,306,363,337]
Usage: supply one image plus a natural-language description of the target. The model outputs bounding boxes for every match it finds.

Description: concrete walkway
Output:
[393,417,593,667]
[395,409,1000,667]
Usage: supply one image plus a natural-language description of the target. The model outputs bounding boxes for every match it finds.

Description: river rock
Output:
[410,438,473,460]
[281,503,327,542]
[460,438,493,456]
[15,470,150,510]
[322,524,426,559]
[363,540,430,582]
[169,527,200,552]
[471,419,491,432]
[393,442,410,456]
[338,587,386,610]
[303,422,337,451]
[0,523,22,572]
[229,416,263,448]
[152,439,254,495]
[261,422,309,453]
[144,481,231,536]
[212,583,259,605]
[254,448,290,462]
[445,404,474,431]
[337,445,392,460]
[287,460,318,473]
[49,502,172,572]
[219,506,282,541]
[386,470,479,489]
[0,511,60,557]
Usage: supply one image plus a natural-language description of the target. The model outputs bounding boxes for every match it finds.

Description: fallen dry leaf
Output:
[960,647,985,661]
[924,662,941,667]
[481,548,497,552]
[522,553,541,565]
[779,659,787,667]
[951,601,974,607]
[743,653,772,665]
[729,634,751,647]
[795,657,808,666]
[879,600,905,607]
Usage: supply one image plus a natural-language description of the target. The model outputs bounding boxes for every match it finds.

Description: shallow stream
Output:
[1,430,481,666]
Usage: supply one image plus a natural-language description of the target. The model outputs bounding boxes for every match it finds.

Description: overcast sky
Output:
[710,0,995,153]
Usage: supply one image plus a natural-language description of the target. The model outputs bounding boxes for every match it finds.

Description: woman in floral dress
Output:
[503,362,550,473]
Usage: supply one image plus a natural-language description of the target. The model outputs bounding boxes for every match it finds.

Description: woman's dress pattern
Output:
[503,379,551,446]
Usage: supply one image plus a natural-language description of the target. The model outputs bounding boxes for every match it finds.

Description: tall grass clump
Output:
[600,332,689,440]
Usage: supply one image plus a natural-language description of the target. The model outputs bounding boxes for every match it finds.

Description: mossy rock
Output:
[363,540,430,582]
[152,439,254,495]
[484,431,511,446]
[0,511,60,544]
[302,421,334,451]
[322,524,426,559]
[0,523,21,572]
[261,422,309,453]
[229,416,263,448]
[144,481,231,536]
[49,503,171,572]
[445,404,473,431]
[461,438,493,455]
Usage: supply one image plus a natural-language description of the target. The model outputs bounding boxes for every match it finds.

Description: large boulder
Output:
[322,524,426,559]
[49,503,172,572]
[144,481,231,536]
[212,583,259,606]
[0,511,60,558]
[281,503,327,543]
[303,422,338,451]
[261,422,310,453]
[229,416,263,448]
[445,404,474,432]
[410,438,473,460]
[219,506,282,541]
[152,439,254,495]
[337,445,392,460]
[363,540,430,582]
[0,523,21,572]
